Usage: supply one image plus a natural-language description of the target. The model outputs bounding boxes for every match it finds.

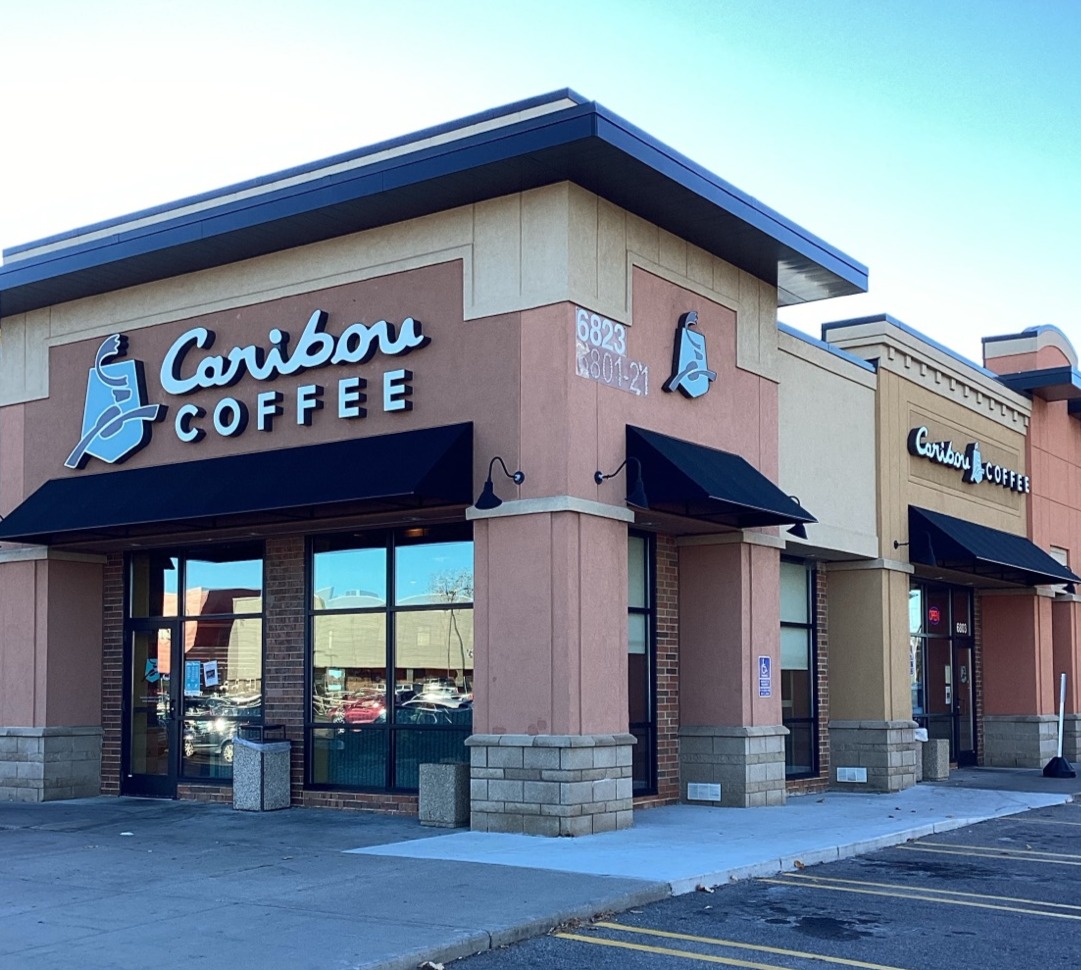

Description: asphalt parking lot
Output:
[460,800,1081,970]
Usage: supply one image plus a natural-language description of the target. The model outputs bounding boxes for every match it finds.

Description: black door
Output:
[122,622,180,797]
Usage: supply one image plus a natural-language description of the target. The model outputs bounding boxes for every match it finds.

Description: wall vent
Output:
[687,782,722,801]
[835,767,868,783]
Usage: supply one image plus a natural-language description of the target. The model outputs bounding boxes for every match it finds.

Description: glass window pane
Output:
[780,562,808,623]
[782,668,812,717]
[628,652,649,722]
[628,535,647,608]
[952,589,971,636]
[130,553,178,618]
[182,618,262,704]
[628,613,647,655]
[785,722,814,776]
[312,614,388,723]
[394,726,471,791]
[395,541,473,606]
[925,588,949,635]
[908,586,923,635]
[313,545,387,610]
[186,554,263,615]
[394,609,474,720]
[911,637,924,715]
[781,626,810,670]
[310,726,388,788]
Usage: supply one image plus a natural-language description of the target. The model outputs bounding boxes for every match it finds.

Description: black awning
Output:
[908,506,1081,587]
[0,423,473,545]
[626,426,815,529]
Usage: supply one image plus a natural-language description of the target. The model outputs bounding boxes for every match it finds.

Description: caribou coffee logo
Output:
[65,335,164,469]
[907,426,1031,494]
[663,311,716,399]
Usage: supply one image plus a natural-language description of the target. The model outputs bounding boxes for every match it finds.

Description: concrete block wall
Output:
[829,720,918,792]
[983,715,1059,768]
[0,727,103,802]
[467,733,635,836]
[678,725,787,807]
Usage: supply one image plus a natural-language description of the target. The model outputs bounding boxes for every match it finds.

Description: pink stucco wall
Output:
[677,541,781,727]
[981,592,1054,716]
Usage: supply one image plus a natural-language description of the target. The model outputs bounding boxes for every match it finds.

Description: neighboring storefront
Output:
[0,91,867,830]
[823,316,1080,787]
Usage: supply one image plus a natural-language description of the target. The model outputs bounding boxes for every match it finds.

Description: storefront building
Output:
[0,92,869,829]
[2,92,1076,830]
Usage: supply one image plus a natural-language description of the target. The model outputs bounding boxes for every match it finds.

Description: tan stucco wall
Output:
[777,330,877,558]
[827,565,911,721]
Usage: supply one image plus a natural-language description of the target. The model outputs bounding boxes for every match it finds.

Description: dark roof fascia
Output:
[996,367,1081,402]
[0,97,867,319]
[2,89,590,261]
[777,322,877,374]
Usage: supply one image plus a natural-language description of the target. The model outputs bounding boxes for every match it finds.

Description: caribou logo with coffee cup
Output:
[65,334,164,469]
[663,310,716,399]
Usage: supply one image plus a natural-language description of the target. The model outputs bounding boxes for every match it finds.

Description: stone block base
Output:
[678,725,787,807]
[419,762,470,827]
[466,733,635,836]
[983,715,1058,768]
[829,720,918,792]
[0,726,103,802]
[921,739,950,781]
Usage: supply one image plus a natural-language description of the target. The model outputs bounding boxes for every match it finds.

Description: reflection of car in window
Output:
[183,696,261,765]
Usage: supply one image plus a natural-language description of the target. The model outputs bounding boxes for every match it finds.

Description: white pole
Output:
[1057,673,1067,760]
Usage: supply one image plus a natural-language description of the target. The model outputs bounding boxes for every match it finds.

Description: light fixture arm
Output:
[488,455,525,486]
[594,456,648,509]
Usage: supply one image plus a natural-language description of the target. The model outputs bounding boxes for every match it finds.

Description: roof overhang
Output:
[996,367,1081,402]
[0,91,867,318]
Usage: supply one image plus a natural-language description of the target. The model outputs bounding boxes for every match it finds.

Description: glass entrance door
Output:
[123,624,179,797]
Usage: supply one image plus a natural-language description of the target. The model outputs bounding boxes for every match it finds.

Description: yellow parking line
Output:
[1004,817,1081,827]
[777,872,1081,911]
[556,932,803,969]
[896,844,1081,867]
[556,931,912,970]
[758,877,1081,920]
[590,921,910,970]
[910,840,1081,860]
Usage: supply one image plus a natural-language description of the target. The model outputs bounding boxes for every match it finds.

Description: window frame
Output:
[779,557,818,780]
[304,523,474,793]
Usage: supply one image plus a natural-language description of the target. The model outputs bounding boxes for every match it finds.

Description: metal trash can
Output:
[233,724,291,811]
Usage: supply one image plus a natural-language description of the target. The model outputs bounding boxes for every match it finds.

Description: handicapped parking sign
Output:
[758,656,772,698]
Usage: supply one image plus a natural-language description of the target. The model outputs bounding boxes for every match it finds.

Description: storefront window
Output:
[308,526,473,792]
[780,559,816,778]
[628,532,655,794]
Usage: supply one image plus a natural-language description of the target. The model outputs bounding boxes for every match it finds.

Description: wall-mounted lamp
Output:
[894,536,936,563]
[474,456,525,510]
[786,497,809,540]
[595,457,649,509]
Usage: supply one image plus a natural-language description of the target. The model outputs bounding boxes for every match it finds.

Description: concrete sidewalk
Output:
[0,770,1076,970]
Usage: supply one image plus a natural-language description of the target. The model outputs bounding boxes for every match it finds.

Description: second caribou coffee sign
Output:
[907,426,1030,494]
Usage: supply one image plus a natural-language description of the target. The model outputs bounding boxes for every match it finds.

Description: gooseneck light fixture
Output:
[474,456,525,510]
[594,457,649,509]
[786,496,809,540]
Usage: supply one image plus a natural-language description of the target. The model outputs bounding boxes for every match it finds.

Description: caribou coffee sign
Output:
[67,310,429,468]
[907,426,1030,494]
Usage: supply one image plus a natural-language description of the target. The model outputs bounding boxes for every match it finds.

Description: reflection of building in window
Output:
[780,560,816,778]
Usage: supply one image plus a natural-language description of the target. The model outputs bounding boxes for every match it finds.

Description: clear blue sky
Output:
[4,1,1078,363]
